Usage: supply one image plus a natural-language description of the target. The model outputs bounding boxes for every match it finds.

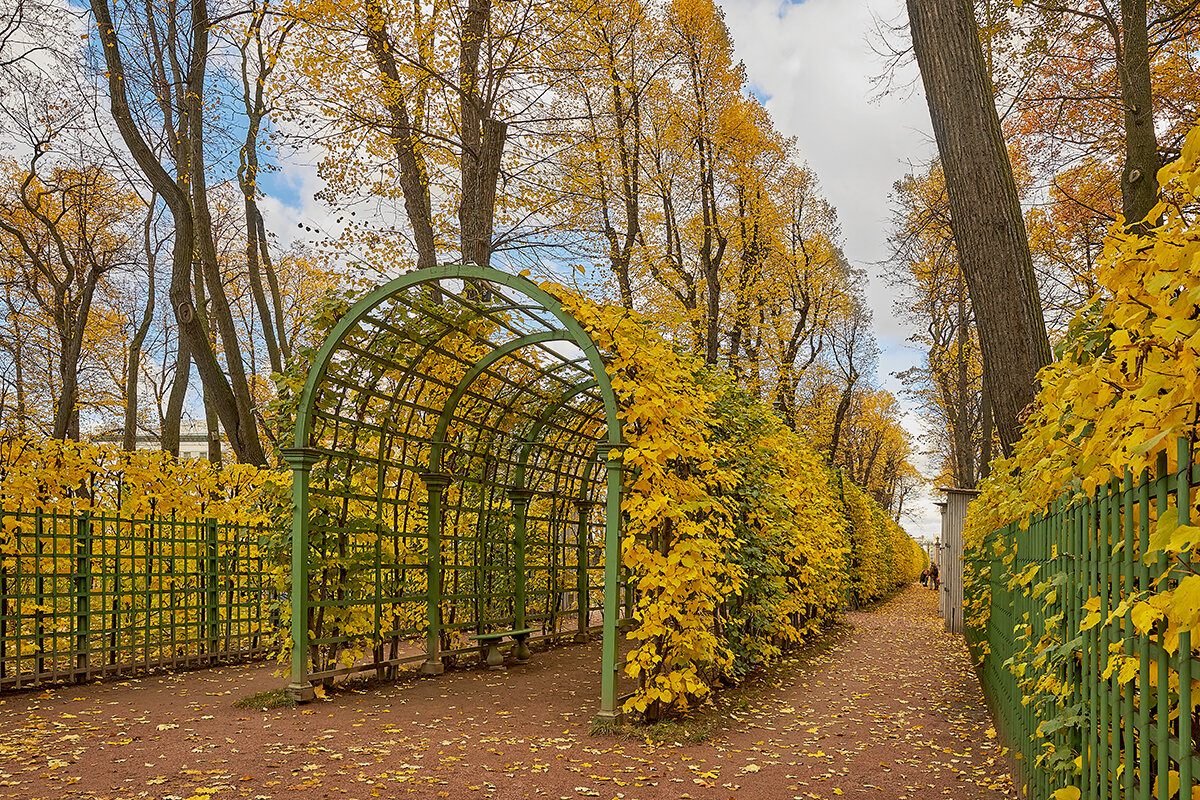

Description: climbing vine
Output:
[963,123,1200,790]
[554,286,923,716]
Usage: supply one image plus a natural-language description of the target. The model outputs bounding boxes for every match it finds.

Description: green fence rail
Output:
[970,438,1199,800]
[0,511,279,690]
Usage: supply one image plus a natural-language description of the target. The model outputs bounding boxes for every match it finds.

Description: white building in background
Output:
[92,419,223,461]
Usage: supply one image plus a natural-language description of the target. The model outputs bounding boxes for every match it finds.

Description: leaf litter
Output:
[0,585,1012,799]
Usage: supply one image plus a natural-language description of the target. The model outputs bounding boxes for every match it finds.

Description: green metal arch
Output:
[513,379,602,489]
[428,330,573,474]
[292,264,622,451]
[282,264,627,723]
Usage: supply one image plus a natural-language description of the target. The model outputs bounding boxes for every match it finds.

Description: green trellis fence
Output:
[0,510,278,689]
[970,437,1199,800]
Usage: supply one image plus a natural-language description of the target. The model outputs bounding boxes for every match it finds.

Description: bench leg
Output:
[485,643,505,670]
[514,634,531,663]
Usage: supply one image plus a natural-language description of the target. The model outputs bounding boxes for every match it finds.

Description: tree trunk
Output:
[51,271,100,441]
[953,285,975,488]
[163,334,190,458]
[610,69,641,310]
[52,339,78,440]
[242,171,283,377]
[1117,0,1159,227]
[93,0,268,464]
[257,213,291,360]
[828,370,857,465]
[124,200,157,451]
[237,5,294,373]
[906,0,1051,456]
[187,2,265,465]
[980,380,993,480]
[363,0,438,269]
[458,0,507,269]
[203,386,222,465]
[193,259,222,465]
[12,331,26,437]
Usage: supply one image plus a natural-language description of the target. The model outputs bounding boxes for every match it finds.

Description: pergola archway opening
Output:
[280,265,628,719]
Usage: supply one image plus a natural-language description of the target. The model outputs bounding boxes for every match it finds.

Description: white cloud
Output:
[258,150,340,251]
[720,0,946,538]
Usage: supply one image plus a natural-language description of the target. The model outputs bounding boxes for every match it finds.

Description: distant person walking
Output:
[928,562,940,590]
[920,567,929,588]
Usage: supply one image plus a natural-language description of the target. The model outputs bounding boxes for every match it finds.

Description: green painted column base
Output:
[483,646,505,670]
[573,631,589,643]
[420,659,444,675]
[286,682,315,703]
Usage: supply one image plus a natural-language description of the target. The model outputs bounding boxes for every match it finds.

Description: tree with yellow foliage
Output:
[0,161,138,440]
[284,0,585,273]
[90,0,283,464]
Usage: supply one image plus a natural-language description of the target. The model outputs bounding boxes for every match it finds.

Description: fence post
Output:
[75,511,91,682]
[1135,466,1151,800]
[1154,449,1170,799]
[34,515,45,679]
[1176,437,1193,793]
[205,518,219,663]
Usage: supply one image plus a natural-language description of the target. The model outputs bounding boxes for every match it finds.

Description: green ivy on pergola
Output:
[280,264,629,719]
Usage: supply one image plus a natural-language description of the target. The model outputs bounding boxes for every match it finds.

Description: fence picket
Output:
[971,437,1199,800]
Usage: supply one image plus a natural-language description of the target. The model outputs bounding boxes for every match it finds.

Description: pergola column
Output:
[595,441,624,722]
[508,487,535,661]
[420,472,453,675]
[573,500,598,642]
[281,446,321,703]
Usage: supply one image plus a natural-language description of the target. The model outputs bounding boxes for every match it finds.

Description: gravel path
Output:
[0,584,1014,799]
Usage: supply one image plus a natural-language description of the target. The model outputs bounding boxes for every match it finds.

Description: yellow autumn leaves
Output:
[552,285,922,716]
[0,437,290,524]
[962,122,1200,793]
[964,120,1200,631]
[966,122,1200,544]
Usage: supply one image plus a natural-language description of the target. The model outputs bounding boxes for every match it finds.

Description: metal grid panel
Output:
[0,511,274,689]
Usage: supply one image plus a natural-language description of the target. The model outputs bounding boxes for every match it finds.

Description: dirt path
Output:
[0,584,1013,800]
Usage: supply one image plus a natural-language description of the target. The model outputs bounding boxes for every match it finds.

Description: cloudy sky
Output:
[720,0,944,541]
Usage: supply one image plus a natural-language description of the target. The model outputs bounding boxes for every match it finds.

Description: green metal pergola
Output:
[280,264,628,719]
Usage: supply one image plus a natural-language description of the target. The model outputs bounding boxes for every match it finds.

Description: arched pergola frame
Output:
[280,265,626,719]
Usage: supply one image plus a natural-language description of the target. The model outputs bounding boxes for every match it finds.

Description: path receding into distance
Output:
[0,584,1014,799]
